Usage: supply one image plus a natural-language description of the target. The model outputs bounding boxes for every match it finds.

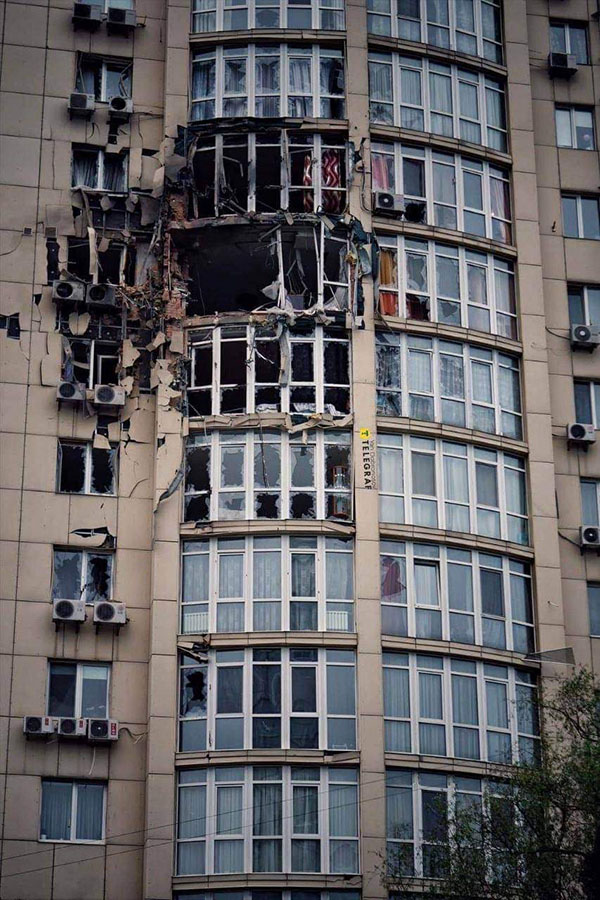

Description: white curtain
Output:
[254,783,282,835]
[419,672,443,718]
[369,61,392,101]
[471,361,492,403]
[329,784,358,836]
[254,601,281,631]
[384,667,410,718]
[486,87,505,129]
[414,562,439,607]
[379,447,403,494]
[103,155,125,192]
[217,785,242,834]
[377,343,401,390]
[456,0,474,30]
[430,72,452,113]
[178,841,205,875]
[400,68,422,105]
[326,552,352,599]
[219,554,243,598]
[256,58,280,94]
[253,551,281,598]
[179,785,206,839]
[444,456,468,503]
[76,783,104,840]
[386,784,413,838]
[292,553,316,596]
[408,350,432,393]
[475,463,498,506]
[217,602,244,632]
[40,781,71,840]
[499,368,520,412]
[440,354,464,398]
[427,0,449,25]
[330,839,358,873]
[452,674,478,724]
[293,785,318,833]
[327,666,355,715]
[291,601,318,630]
[467,263,487,304]
[505,469,526,515]
[485,681,508,728]
[72,151,98,189]
[215,839,244,873]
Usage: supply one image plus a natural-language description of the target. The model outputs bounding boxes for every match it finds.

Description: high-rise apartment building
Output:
[0,0,598,898]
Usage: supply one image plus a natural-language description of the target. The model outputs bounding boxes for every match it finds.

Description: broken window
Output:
[188,323,349,416]
[191,131,348,216]
[52,549,113,603]
[184,429,352,522]
[67,237,129,284]
[190,44,345,121]
[75,55,132,102]
[72,146,127,192]
[192,0,345,32]
[185,223,350,316]
[57,440,117,495]
[64,339,120,388]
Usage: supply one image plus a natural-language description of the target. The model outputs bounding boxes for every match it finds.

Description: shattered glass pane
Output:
[291,343,314,382]
[221,447,244,487]
[221,142,249,213]
[290,386,316,413]
[291,446,315,487]
[256,387,281,412]
[256,144,281,212]
[219,493,245,519]
[291,492,316,519]
[255,493,281,519]
[193,141,216,217]
[186,445,211,492]
[85,553,112,603]
[185,494,209,522]
[255,339,280,385]
[193,346,212,388]
[324,387,350,415]
[221,387,247,414]
[59,443,86,493]
[91,447,116,495]
[324,341,349,384]
[327,493,351,520]
[254,442,281,489]
[53,551,82,600]
[188,390,212,416]
[325,445,350,488]
[282,227,318,304]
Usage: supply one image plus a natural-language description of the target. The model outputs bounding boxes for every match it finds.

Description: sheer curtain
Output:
[384,667,410,718]
[415,563,439,606]
[289,57,312,116]
[379,447,403,494]
[326,552,352,599]
[72,151,98,189]
[471,360,492,403]
[371,152,394,191]
[103,155,125,192]
[219,555,243,597]
[292,554,315,596]
[40,781,71,840]
[254,552,281,598]
[381,556,406,603]
[485,681,508,727]
[329,783,357,837]
[440,354,464,398]
[408,350,432,393]
[444,456,468,502]
[293,785,318,833]
[179,784,206,840]
[76,783,104,840]
[254,602,281,631]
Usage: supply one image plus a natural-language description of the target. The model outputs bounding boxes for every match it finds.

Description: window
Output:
[367,0,503,63]
[562,195,600,239]
[574,382,600,427]
[581,479,600,527]
[57,440,117,495]
[179,648,355,752]
[47,661,110,719]
[568,285,600,328]
[191,0,345,32]
[376,236,517,339]
[380,541,534,652]
[378,434,528,544]
[386,770,507,877]
[184,429,352,523]
[52,549,113,603]
[66,236,133,285]
[383,654,539,762]
[368,53,507,151]
[589,584,600,637]
[188,324,350,417]
[550,21,589,65]
[555,107,596,150]
[40,780,106,843]
[376,333,522,439]
[181,535,354,634]
[176,766,359,875]
[192,131,348,216]
[191,45,345,121]
[71,147,127,192]
[62,338,120,388]
[175,891,360,900]
[75,55,132,102]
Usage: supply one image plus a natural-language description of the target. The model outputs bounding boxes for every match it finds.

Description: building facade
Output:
[0,0,599,898]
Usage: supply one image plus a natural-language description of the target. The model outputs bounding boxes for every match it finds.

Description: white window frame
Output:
[375,332,522,439]
[76,55,133,102]
[368,52,507,152]
[71,147,128,193]
[380,540,534,652]
[46,661,111,719]
[371,142,511,243]
[180,534,354,634]
[191,0,346,32]
[581,479,600,527]
[382,653,539,764]
[66,338,120,389]
[378,433,529,545]
[188,323,351,417]
[176,765,360,876]
[56,439,117,495]
[174,891,360,900]
[574,381,600,428]
[568,284,600,328]
[178,647,356,752]
[366,0,503,64]
[190,45,345,122]
[555,106,596,150]
[549,20,589,65]
[375,235,517,339]
[562,194,600,239]
[185,429,352,523]
[52,548,114,602]
[40,780,107,844]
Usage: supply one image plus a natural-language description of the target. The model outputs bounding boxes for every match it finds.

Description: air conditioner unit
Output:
[68,92,96,119]
[72,1,103,29]
[94,601,128,627]
[57,717,87,738]
[373,192,405,216]
[88,718,119,742]
[567,423,596,448]
[106,6,136,33]
[93,385,126,407]
[86,283,117,310]
[580,526,600,550]
[57,381,86,403]
[52,598,86,625]
[107,96,133,120]
[548,52,578,78]
[23,716,55,737]
[52,279,86,304]
[570,325,600,350]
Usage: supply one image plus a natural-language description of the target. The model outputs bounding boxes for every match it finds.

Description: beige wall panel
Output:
[0,840,53,900]
[0,91,43,138]
[0,136,42,187]
[146,715,175,774]
[149,599,178,655]
[0,489,21,541]
[536,185,562,235]
[3,1,48,46]
[16,541,52,602]
[116,498,154,550]
[105,845,144,900]
[44,48,76,99]
[0,600,16,653]
[111,660,148,723]
[151,539,180,602]
[0,432,25,489]
[13,600,56,657]
[133,58,167,110]
[0,44,46,94]
[2,773,41,839]
[0,280,37,329]
[18,490,70,544]
[118,441,154,501]
[0,382,27,433]
[23,434,59,493]
[147,654,176,718]
[565,241,600,282]
[558,150,600,192]
[0,330,31,384]
[113,549,152,609]
[0,540,19,600]
[539,234,567,280]
[49,846,105,900]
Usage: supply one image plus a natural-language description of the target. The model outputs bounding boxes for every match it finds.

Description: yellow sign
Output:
[359,427,370,440]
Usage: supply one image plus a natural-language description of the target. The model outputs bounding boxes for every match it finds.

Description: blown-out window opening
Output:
[57,440,118,495]
[52,548,114,604]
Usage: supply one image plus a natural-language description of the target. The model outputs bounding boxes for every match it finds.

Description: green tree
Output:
[385,668,600,900]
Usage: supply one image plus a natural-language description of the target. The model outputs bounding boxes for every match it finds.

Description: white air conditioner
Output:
[183,611,209,633]
[52,279,86,304]
[72,1,102,29]
[86,283,117,309]
[326,610,349,631]
[548,52,578,78]
[57,381,86,403]
[23,716,55,737]
[57,717,87,738]
[106,6,136,32]
[68,92,95,119]
[93,385,126,407]
[88,718,119,742]
[567,423,596,447]
[52,598,86,625]
[108,96,133,120]
[94,601,128,627]
[373,192,405,216]
[580,526,600,550]
[570,325,600,350]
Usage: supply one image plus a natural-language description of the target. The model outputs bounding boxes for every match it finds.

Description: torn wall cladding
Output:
[184,428,352,522]
[188,322,350,417]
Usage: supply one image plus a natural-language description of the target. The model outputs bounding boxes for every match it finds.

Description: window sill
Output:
[39,838,105,845]
[367,34,507,79]
[378,522,534,558]
[180,519,355,538]
[173,873,362,890]
[179,630,358,647]
[189,28,345,46]
[381,634,541,668]
[376,416,528,455]
[176,748,360,768]
[371,216,517,256]
[369,123,512,166]
[383,752,514,776]
[376,316,522,354]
